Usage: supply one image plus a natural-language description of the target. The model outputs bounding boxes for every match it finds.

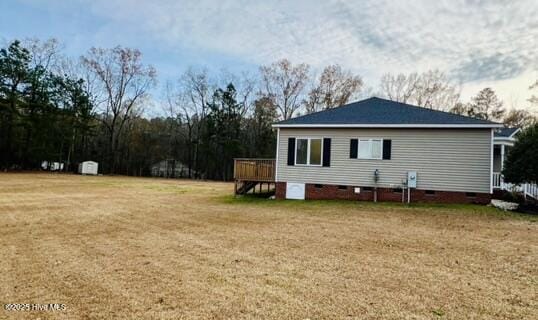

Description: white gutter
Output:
[493,137,516,142]
[272,123,503,129]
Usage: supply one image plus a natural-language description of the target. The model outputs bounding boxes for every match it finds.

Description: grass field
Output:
[0,173,536,319]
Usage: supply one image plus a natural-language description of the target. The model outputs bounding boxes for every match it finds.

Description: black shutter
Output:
[350,139,358,158]
[287,138,296,166]
[383,139,392,160]
[322,138,331,167]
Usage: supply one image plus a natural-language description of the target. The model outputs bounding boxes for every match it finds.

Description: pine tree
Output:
[467,88,505,121]
[503,124,538,184]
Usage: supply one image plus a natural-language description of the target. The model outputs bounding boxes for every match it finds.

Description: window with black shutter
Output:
[287,138,295,166]
[288,137,327,166]
[382,139,392,160]
[350,139,358,158]
[322,138,331,167]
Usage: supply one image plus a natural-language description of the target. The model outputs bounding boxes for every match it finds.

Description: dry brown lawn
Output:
[0,173,536,320]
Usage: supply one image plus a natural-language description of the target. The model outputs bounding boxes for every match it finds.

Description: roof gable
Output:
[494,127,520,138]
[274,97,502,128]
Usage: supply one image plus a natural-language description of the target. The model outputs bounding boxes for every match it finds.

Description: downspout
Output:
[373,169,379,202]
[401,180,407,203]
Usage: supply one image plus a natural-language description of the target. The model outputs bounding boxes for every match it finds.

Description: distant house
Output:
[151,159,200,178]
[268,97,504,203]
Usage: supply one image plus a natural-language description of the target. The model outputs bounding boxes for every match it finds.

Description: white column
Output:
[500,144,505,189]
[274,128,280,182]
[490,130,494,194]
[500,144,505,170]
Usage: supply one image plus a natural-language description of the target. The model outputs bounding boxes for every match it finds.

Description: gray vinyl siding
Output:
[276,128,492,193]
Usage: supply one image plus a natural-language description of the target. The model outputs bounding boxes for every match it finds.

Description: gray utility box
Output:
[407,171,417,188]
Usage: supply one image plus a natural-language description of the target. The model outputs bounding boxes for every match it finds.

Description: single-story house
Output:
[271,97,505,204]
[151,159,200,178]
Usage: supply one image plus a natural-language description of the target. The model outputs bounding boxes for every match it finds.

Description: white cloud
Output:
[460,70,538,109]
[21,0,538,107]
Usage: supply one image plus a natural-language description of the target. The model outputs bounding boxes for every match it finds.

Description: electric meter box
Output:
[407,171,417,188]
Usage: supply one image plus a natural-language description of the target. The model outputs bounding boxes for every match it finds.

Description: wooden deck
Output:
[233,159,276,195]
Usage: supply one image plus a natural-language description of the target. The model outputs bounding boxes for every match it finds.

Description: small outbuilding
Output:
[78,161,99,175]
[41,161,64,171]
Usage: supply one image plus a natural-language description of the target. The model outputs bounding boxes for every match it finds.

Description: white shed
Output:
[78,161,99,175]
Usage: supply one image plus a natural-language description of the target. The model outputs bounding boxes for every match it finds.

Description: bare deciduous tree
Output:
[380,73,420,104]
[529,79,538,108]
[57,55,103,111]
[449,102,468,115]
[503,108,536,128]
[379,70,460,110]
[21,38,104,110]
[167,67,214,177]
[305,64,363,113]
[259,59,310,120]
[22,38,62,72]
[82,46,156,173]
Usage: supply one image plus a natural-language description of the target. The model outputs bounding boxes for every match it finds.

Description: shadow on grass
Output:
[219,194,538,222]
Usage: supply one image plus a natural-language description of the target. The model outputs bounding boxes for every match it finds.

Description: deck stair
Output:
[236,181,259,195]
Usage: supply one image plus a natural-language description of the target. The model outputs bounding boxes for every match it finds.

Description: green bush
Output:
[503,124,538,185]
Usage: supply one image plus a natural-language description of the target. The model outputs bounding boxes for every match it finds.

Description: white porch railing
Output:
[524,183,538,200]
[493,172,502,188]
[493,172,538,200]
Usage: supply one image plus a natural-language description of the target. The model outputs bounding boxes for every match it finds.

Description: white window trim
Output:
[295,137,324,166]
[356,138,383,160]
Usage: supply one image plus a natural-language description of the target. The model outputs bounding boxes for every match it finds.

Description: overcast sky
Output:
[2,0,537,110]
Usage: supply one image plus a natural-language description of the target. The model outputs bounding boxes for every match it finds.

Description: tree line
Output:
[1,38,537,180]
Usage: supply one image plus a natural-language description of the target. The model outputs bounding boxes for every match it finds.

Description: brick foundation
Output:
[492,189,508,200]
[275,182,287,200]
[275,182,491,204]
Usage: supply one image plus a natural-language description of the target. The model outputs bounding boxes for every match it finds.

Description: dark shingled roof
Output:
[275,97,500,126]
[494,127,519,137]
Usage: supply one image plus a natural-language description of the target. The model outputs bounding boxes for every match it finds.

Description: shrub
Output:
[502,124,538,185]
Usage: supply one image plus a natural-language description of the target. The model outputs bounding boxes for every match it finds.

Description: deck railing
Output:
[524,182,538,200]
[234,158,275,182]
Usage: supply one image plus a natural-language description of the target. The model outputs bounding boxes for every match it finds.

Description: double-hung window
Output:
[357,139,382,159]
[295,138,322,166]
